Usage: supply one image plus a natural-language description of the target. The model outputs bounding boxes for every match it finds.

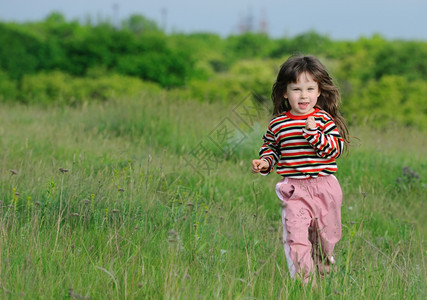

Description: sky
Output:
[0,0,426,40]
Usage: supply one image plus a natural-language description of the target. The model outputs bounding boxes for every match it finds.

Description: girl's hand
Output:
[305,116,317,130]
[251,159,270,173]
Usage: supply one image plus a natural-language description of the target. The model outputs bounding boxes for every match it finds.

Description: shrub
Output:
[186,76,246,103]
[229,59,278,98]
[19,71,161,105]
[0,70,18,102]
[0,24,44,80]
[343,75,427,128]
[20,71,73,104]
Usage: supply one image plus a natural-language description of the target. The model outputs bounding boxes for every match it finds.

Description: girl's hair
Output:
[272,55,349,146]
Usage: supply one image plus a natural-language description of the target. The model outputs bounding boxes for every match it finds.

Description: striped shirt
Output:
[259,108,344,179]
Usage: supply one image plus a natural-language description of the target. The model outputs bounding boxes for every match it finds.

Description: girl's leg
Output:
[281,205,313,282]
[277,180,315,283]
[277,176,343,282]
[311,219,336,277]
[314,175,343,276]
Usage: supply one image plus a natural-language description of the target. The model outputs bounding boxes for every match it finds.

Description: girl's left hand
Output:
[305,116,317,130]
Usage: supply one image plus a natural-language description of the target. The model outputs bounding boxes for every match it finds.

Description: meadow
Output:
[0,92,425,299]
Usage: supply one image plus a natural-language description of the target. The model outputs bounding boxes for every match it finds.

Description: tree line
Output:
[0,12,426,127]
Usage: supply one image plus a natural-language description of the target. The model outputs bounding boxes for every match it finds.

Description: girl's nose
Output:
[301,90,308,98]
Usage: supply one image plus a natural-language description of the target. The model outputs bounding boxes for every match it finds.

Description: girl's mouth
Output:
[298,102,309,109]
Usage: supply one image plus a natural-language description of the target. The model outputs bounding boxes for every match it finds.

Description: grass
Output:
[0,93,425,299]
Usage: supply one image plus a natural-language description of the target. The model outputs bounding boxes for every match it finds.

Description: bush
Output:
[115,49,192,87]
[186,75,246,103]
[343,75,427,128]
[0,70,18,102]
[19,71,161,105]
[20,71,73,104]
[74,74,161,102]
[229,59,278,97]
[225,33,274,61]
[0,24,44,80]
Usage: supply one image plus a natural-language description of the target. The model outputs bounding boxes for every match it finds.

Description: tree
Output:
[0,24,43,80]
[225,33,273,62]
[121,14,161,34]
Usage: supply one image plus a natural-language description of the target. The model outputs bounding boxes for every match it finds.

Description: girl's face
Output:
[284,72,320,116]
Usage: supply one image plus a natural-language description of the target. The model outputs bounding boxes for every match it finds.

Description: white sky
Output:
[0,0,426,40]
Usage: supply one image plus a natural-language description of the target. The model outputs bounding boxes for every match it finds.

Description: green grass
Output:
[0,94,425,299]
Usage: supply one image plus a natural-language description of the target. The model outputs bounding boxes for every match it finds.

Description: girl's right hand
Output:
[251,159,270,173]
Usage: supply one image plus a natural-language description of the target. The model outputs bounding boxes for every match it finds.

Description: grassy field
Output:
[0,93,425,299]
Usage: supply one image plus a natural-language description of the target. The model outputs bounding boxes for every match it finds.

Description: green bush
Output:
[185,59,278,103]
[229,59,278,97]
[114,33,194,87]
[187,75,246,103]
[371,41,427,80]
[343,75,427,128]
[116,51,190,87]
[74,74,161,102]
[225,33,274,62]
[20,71,73,104]
[19,71,161,105]
[0,70,18,102]
[0,24,44,80]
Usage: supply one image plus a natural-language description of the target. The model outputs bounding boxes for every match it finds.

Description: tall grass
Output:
[0,94,425,299]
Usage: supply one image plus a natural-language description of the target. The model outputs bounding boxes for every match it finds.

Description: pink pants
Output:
[275,175,342,282]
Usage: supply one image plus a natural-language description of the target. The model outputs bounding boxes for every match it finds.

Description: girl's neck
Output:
[285,108,319,120]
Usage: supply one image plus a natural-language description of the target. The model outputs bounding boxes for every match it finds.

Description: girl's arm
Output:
[303,116,344,159]
[257,125,280,174]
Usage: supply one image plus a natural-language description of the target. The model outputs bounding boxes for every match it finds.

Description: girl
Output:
[252,55,349,284]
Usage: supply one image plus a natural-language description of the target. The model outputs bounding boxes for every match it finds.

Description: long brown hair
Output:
[271,55,350,146]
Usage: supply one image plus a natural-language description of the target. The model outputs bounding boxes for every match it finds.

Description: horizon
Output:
[0,0,426,41]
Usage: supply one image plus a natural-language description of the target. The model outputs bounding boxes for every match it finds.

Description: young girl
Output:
[252,55,349,284]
